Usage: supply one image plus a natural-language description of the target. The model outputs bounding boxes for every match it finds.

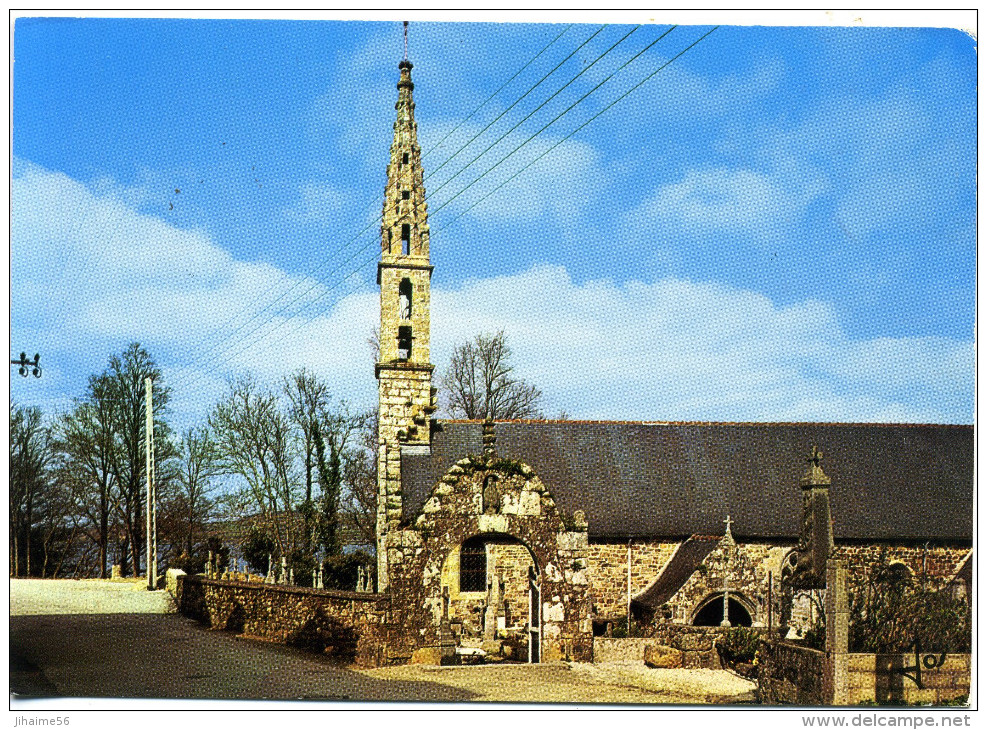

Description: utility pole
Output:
[145,377,157,590]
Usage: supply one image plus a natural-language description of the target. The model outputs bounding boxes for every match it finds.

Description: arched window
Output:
[399,279,412,320]
[460,537,487,593]
[692,594,753,627]
[397,326,412,361]
[401,224,411,255]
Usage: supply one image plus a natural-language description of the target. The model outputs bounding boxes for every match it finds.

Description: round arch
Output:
[691,592,756,627]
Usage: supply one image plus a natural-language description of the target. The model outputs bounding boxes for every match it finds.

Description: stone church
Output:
[373,58,973,663]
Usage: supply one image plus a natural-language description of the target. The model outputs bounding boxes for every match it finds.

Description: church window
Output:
[402,190,410,200]
[692,594,753,627]
[397,326,412,360]
[401,224,411,255]
[402,152,409,165]
[399,279,412,320]
[460,537,486,593]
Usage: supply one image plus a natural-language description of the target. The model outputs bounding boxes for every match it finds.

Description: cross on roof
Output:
[808,445,823,468]
[723,514,734,535]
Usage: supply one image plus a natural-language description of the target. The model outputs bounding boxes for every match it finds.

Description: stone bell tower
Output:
[375,52,437,591]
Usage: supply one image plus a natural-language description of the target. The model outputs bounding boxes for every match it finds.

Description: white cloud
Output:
[431,265,972,423]
[421,122,604,225]
[626,167,820,243]
[11,160,379,431]
[12,162,971,434]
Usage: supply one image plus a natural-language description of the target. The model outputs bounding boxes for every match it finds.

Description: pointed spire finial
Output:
[403,21,408,62]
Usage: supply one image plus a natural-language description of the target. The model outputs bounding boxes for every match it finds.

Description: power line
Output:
[169,27,620,388]
[426,25,677,219]
[424,25,606,183]
[422,24,573,163]
[171,25,691,391]
[170,26,590,386]
[173,26,705,394]
[171,27,656,389]
[437,27,720,230]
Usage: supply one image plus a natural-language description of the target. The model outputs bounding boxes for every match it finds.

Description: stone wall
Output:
[757,639,828,705]
[846,654,970,705]
[177,575,410,668]
[385,453,594,663]
[758,639,971,706]
[647,624,736,669]
[592,638,654,663]
[586,540,679,618]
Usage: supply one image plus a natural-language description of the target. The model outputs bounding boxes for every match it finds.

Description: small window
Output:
[402,152,409,165]
[401,224,411,255]
[399,279,412,320]
[402,190,410,200]
[460,538,486,593]
[397,326,412,360]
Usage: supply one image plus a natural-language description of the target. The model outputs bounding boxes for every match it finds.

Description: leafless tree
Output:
[10,403,55,576]
[168,426,222,557]
[57,375,119,577]
[440,330,543,420]
[283,369,331,553]
[105,343,174,576]
[341,408,378,547]
[209,376,299,557]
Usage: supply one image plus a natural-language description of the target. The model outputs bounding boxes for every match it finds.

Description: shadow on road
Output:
[11,613,476,703]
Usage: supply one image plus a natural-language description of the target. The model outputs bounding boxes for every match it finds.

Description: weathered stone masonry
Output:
[385,455,595,662]
[177,575,413,667]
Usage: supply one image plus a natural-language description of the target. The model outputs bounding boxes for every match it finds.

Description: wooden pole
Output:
[144,377,154,591]
[626,539,632,636]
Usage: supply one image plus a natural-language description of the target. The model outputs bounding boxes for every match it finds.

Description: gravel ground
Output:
[10,578,174,616]
[355,660,756,705]
[11,579,757,705]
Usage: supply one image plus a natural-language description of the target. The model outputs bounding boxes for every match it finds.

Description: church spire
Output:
[380,35,429,265]
[375,31,436,591]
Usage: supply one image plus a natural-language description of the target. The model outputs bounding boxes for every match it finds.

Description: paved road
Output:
[10,579,474,702]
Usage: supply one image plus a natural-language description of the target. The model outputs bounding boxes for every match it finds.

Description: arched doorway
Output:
[692,593,754,627]
[440,533,542,662]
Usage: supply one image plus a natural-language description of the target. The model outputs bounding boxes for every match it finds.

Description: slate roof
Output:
[401,420,973,542]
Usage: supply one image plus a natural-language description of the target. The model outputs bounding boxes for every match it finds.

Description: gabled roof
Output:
[401,420,973,542]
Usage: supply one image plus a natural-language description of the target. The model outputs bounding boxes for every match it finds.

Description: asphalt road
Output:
[10,579,475,702]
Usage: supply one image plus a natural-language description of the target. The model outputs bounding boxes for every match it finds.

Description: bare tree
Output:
[105,343,174,576]
[57,375,119,577]
[283,369,331,553]
[342,408,378,547]
[209,376,299,557]
[440,330,543,419]
[10,403,55,576]
[168,426,222,558]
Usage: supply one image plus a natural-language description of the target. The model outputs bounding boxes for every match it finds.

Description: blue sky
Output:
[11,15,976,428]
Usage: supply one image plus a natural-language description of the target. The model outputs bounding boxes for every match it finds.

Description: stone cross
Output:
[808,445,823,468]
[721,571,732,628]
[723,515,734,538]
[484,565,503,642]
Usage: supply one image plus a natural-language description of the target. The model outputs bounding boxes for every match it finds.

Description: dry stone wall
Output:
[177,575,411,667]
